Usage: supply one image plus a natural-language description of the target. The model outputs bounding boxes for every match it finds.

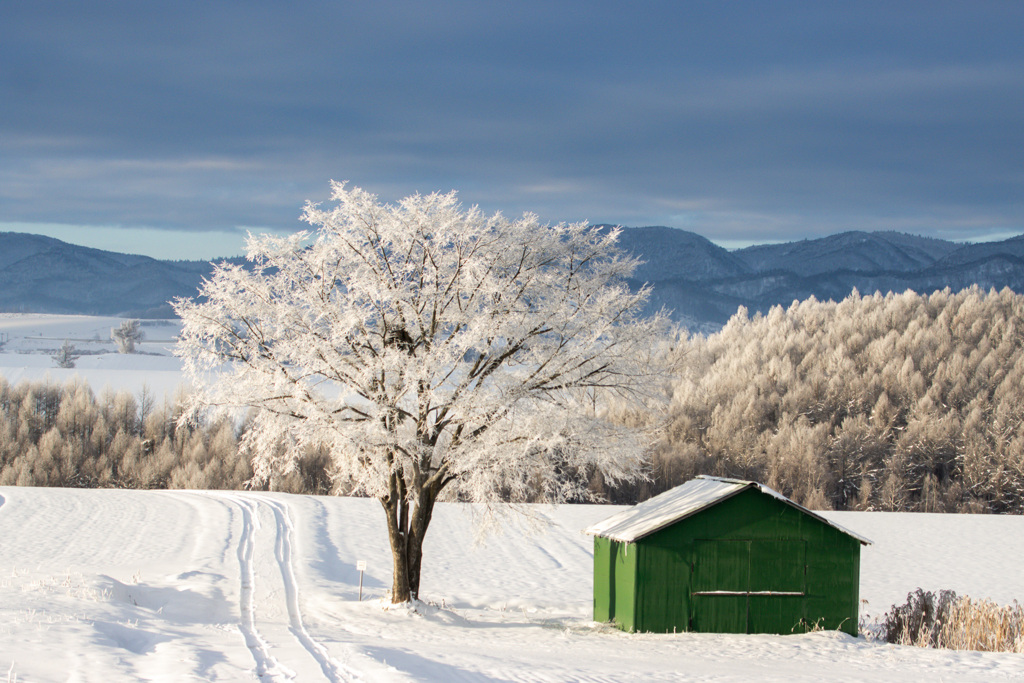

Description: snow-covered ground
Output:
[2,314,1023,681]
[0,314,185,399]
[1,487,1023,682]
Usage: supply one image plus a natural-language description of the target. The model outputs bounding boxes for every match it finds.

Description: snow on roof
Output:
[584,475,872,545]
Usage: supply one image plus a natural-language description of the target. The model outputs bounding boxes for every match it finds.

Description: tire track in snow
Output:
[231,495,296,681]
[263,498,359,682]
[204,492,358,682]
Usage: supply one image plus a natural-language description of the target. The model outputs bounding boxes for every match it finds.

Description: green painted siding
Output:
[593,536,613,623]
[593,535,638,632]
[687,539,807,633]
[597,486,863,635]
[632,540,690,633]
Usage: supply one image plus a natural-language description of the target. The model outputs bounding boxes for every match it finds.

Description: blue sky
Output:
[2,1,1022,259]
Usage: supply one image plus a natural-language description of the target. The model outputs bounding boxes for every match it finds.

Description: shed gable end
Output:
[593,483,865,635]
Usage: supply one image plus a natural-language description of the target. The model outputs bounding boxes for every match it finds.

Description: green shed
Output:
[586,476,871,635]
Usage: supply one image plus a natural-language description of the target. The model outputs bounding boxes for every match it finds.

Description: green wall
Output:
[594,487,862,635]
[593,534,638,632]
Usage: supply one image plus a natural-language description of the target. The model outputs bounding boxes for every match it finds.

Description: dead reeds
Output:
[883,588,1024,653]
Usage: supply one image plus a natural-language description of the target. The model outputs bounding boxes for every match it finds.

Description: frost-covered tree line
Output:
[0,378,331,493]
[6,284,1024,518]
[633,286,1024,513]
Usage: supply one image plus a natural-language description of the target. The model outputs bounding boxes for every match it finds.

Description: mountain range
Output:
[2,229,1023,329]
[0,232,239,318]
[613,228,1024,330]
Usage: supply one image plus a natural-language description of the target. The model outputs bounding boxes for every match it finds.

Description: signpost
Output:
[356,560,366,601]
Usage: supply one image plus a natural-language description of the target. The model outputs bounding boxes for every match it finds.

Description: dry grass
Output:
[883,588,1024,653]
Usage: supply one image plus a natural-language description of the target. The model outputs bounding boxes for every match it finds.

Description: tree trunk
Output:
[381,482,439,603]
[406,490,436,598]
[382,492,412,602]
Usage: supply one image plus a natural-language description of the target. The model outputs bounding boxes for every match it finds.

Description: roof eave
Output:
[587,482,757,543]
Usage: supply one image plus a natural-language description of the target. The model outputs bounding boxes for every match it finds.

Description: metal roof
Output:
[584,475,872,545]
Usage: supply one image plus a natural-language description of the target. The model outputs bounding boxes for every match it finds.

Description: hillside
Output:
[1,486,1022,681]
[0,233,222,318]
[624,229,1024,328]
[646,287,1024,515]
[2,229,1024,328]
[934,234,1024,267]
[734,231,959,276]
[608,225,751,282]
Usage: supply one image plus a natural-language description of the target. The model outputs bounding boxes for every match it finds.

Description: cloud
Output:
[1,1,1022,255]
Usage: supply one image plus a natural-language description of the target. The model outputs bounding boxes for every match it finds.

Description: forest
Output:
[3,285,1023,514]
[632,286,1024,513]
[0,379,330,494]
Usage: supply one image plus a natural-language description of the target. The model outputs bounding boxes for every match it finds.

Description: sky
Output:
[1,1,1023,260]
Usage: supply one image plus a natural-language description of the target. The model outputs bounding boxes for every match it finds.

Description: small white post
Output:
[356,560,366,601]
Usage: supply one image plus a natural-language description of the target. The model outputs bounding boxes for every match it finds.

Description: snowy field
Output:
[0,314,185,399]
[1,487,1023,682]
[2,314,1023,680]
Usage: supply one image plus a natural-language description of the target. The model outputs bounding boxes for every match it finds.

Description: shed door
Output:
[690,540,806,633]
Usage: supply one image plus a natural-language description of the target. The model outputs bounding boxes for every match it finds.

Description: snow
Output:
[585,476,748,541]
[0,315,181,354]
[0,314,186,400]
[2,487,1023,682]
[585,476,871,545]
[1,314,1023,680]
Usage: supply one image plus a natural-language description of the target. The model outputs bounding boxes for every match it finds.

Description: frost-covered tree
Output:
[52,339,80,369]
[657,286,1024,513]
[0,377,253,491]
[111,319,143,354]
[174,183,663,602]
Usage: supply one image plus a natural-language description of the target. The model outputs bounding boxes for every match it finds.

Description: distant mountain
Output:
[605,225,751,282]
[610,228,1024,330]
[735,231,959,277]
[932,234,1024,267]
[2,228,1023,329]
[0,233,224,317]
